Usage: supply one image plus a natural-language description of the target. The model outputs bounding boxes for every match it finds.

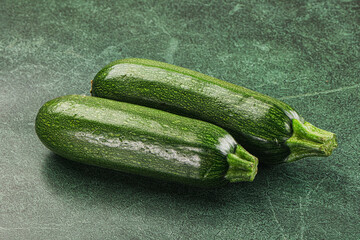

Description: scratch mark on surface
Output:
[297,177,327,239]
[299,196,306,240]
[307,176,327,198]
[164,38,179,64]
[266,177,287,239]
[148,6,171,37]
[267,195,287,239]
[214,225,230,240]
[279,83,360,100]
[281,171,308,183]
[229,4,244,15]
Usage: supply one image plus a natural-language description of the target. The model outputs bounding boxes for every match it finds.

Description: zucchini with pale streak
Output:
[35,95,258,187]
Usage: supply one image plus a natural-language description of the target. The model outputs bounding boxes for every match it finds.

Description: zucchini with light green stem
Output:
[91,58,337,164]
[35,95,258,187]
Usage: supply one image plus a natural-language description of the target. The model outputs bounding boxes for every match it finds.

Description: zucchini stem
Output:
[225,146,258,182]
[285,119,338,162]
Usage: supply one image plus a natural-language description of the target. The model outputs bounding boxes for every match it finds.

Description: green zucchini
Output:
[35,95,258,187]
[91,58,337,164]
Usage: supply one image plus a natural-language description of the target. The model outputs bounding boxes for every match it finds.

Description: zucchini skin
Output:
[35,95,256,187]
[91,58,302,164]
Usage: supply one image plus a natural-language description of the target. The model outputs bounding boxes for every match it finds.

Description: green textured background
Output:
[1,0,359,239]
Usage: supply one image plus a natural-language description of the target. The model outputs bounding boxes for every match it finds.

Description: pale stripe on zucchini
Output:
[35,95,258,187]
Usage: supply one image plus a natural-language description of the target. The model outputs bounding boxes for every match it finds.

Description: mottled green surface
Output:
[0,0,359,239]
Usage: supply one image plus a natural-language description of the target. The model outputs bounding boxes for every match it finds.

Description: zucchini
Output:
[91,58,337,164]
[35,95,258,187]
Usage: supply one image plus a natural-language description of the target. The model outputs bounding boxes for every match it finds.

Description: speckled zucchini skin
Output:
[91,58,304,164]
[35,95,249,187]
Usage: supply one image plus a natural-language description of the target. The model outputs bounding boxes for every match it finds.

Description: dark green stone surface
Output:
[1,0,359,239]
